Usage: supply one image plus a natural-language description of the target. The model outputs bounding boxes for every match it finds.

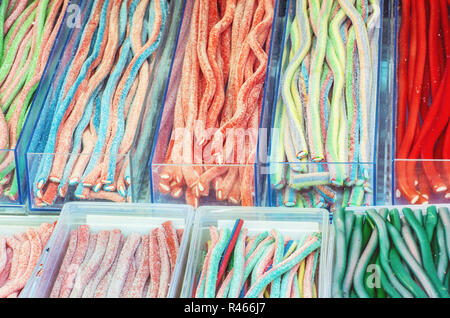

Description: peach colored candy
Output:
[59,225,90,298]
[128,235,150,298]
[49,0,121,182]
[4,0,29,35]
[74,233,98,275]
[0,229,41,297]
[14,232,27,242]
[146,228,161,298]
[303,251,316,298]
[0,236,7,274]
[120,254,137,298]
[5,237,20,281]
[107,233,141,298]
[71,231,110,298]
[94,235,124,298]
[14,239,31,281]
[155,228,170,298]
[82,229,121,298]
[69,127,97,185]
[0,110,7,153]
[50,229,77,298]
[161,221,179,279]
[41,182,58,206]
[0,248,12,287]
[37,222,55,248]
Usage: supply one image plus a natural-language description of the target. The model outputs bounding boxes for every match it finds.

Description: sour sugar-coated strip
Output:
[269,230,284,298]
[146,229,161,298]
[204,229,230,298]
[195,227,219,298]
[59,225,90,298]
[50,230,78,298]
[82,229,121,298]
[217,219,243,287]
[128,235,150,298]
[227,228,247,298]
[156,227,171,298]
[106,233,141,298]
[161,220,179,280]
[70,231,110,298]
[245,236,321,298]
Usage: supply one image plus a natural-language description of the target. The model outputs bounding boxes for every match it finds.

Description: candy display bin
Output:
[390,0,450,206]
[25,0,186,212]
[0,214,59,298]
[0,2,72,208]
[22,203,195,298]
[180,206,333,298]
[266,0,389,210]
[149,0,288,208]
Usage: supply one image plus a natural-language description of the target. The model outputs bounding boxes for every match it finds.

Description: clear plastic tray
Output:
[0,2,74,207]
[25,0,186,212]
[149,0,288,207]
[267,0,387,209]
[22,202,195,298]
[327,203,448,298]
[389,0,450,206]
[0,214,58,298]
[181,206,333,298]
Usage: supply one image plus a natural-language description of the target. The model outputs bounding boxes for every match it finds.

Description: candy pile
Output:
[193,219,322,298]
[0,222,56,298]
[158,0,275,208]
[395,0,450,204]
[28,0,168,207]
[332,206,450,298]
[50,221,183,298]
[270,0,381,209]
[0,0,70,201]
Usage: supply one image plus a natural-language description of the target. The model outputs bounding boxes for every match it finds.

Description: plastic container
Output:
[25,0,186,212]
[267,0,387,209]
[149,0,289,207]
[390,0,450,206]
[0,3,73,207]
[22,202,195,298]
[0,214,58,298]
[180,206,333,298]
[328,204,449,298]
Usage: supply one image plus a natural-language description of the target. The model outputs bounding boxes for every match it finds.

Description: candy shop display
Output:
[332,205,450,298]
[152,0,278,208]
[0,0,69,203]
[25,0,170,209]
[269,0,381,209]
[394,0,450,205]
[0,217,56,298]
[181,207,332,298]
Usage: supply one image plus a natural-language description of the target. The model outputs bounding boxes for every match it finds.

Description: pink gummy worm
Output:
[59,225,90,298]
[50,230,77,298]
[146,228,161,298]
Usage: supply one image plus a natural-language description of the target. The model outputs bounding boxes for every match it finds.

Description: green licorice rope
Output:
[437,207,450,262]
[332,207,347,298]
[353,224,377,298]
[342,214,363,297]
[425,206,438,242]
[389,209,402,231]
[361,215,372,247]
[204,229,230,298]
[367,210,414,298]
[344,211,355,245]
[403,208,450,298]
[386,222,440,298]
[389,248,427,298]
[436,220,448,283]
[0,0,8,64]
[376,256,401,298]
